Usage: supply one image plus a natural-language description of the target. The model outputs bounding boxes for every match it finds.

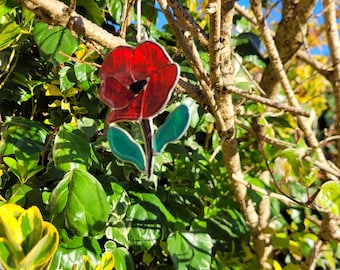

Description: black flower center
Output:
[129,79,147,94]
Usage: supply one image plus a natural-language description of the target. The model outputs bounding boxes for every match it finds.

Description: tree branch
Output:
[259,0,317,99]
[296,50,333,80]
[226,85,310,117]
[167,0,209,49]
[157,0,230,138]
[322,0,340,167]
[18,0,126,50]
[250,0,334,179]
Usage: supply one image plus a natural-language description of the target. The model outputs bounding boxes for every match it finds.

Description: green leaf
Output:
[74,62,96,91]
[154,104,190,153]
[0,21,21,50]
[111,247,135,270]
[167,231,213,269]
[53,124,93,172]
[107,126,146,172]
[0,204,58,270]
[126,203,161,250]
[7,183,33,205]
[106,0,124,23]
[33,22,79,66]
[76,0,104,26]
[316,181,340,216]
[59,66,77,92]
[50,237,101,270]
[0,117,48,156]
[108,182,130,221]
[105,220,130,248]
[50,168,110,236]
[125,192,176,250]
[5,151,44,182]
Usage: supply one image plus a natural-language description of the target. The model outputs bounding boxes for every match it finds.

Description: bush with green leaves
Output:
[1,0,340,269]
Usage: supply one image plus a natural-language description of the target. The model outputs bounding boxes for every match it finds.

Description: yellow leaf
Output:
[43,84,62,97]
[273,260,282,270]
[65,87,79,97]
[186,0,197,13]
[95,253,115,270]
[61,100,71,111]
[75,44,87,60]
[0,204,59,270]
[288,240,301,261]
[48,100,61,107]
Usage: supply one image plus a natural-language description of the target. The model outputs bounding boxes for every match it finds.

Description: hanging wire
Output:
[136,0,148,42]
[136,0,142,43]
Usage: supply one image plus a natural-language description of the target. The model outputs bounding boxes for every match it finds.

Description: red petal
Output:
[107,94,143,122]
[99,46,134,87]
[99,76,135,110]
[141,63,179,118]
[131,41,173,80]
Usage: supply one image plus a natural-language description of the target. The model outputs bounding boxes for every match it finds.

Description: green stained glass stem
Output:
[140,118,154,178]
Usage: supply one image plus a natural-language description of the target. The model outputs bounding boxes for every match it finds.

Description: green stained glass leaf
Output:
[316,181,340,216]
[108,126,146,172]
[154,104,190,153]
[33,22,79,66]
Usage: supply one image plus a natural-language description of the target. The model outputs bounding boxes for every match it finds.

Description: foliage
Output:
[0,0,340,269]
[0,203,58,269]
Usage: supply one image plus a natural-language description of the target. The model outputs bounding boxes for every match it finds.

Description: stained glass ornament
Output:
[99,41,190,177]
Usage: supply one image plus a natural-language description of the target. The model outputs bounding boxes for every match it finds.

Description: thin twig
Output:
[226,85,310,117]
[177,78,208,108]
[232,53,267,96]
[234,3,257,26]
[120,0,136,39]
[296,50,333,80]
[235,177,298,207]
[167,0,209,49]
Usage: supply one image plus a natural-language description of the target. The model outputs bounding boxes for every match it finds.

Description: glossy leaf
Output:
[59,66,77,92]
[33,22,79,66]
[81,252,115,270]
[126,192,176,250]
[74,62,97,91]
[53,124,93,172]
[0,204,59,270]
[50,168,110,236]
[3,152,43,183]
[50,237,102,270]
[110,247,134,270]
[0,117,48,156]
[107,126,146,172]
[7,184,33,205]
[154,104,190,153]
[316,181,340,216]
[126,203,161,250]
[167,231,213,269]
[0,21,21,50]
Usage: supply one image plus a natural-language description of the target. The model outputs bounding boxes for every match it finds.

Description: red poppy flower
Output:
[99,41,180,123]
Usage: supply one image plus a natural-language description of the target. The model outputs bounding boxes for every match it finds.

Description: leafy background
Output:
[0,0,340,269]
